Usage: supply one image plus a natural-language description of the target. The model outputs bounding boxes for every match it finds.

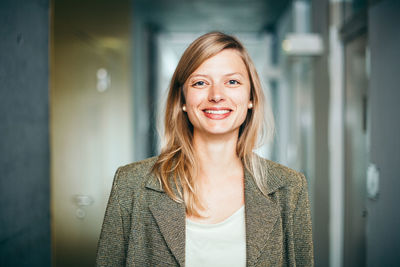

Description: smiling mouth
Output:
[202,108,232,119]
[203,109,231,114]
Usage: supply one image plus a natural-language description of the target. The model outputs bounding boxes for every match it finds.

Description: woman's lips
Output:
[202,109,232,120]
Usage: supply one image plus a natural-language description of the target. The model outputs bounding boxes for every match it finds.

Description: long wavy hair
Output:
[152,32,274,216]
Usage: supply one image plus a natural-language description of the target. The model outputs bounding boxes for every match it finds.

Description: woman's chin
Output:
[194,127,239,138]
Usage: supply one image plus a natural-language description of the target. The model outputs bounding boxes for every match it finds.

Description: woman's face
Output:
[183,49,252,138]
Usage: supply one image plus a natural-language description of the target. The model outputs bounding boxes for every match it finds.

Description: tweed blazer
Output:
[96,156,314,266]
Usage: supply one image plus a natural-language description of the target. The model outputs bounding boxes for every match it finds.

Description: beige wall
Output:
[50,1,133,266]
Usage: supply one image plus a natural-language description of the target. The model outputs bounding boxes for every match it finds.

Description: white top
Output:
[185,206,246,267]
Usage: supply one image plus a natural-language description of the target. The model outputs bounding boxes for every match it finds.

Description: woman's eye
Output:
[193,81,206,87]
[228,80,240,85]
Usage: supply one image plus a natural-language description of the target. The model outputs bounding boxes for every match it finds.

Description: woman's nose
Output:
[208,83,224,102]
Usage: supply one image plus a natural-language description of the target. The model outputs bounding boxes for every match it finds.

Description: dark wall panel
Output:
[0,0,51,266]
[367,0,400,266]
[311,0,330,265]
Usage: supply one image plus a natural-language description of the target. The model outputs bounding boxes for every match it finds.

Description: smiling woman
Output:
[96,32,314,267]
[183,49,252,137]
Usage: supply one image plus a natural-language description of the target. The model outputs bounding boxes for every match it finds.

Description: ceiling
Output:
[133,0,292,33]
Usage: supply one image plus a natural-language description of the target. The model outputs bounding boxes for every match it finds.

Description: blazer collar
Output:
[146,170,186,266]
[243,166,282,266]
[145,160,284,266]
[144,158,284,194]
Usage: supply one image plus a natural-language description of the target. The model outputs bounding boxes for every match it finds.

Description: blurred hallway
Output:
[1,0,400,266]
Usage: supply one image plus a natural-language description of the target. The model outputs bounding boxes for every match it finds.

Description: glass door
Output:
[343,33,369,267]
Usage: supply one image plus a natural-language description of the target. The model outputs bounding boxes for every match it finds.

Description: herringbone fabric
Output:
[96,155,314,266]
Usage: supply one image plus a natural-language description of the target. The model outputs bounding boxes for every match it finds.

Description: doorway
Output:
[343,33,369,267]
[50,1,133,266]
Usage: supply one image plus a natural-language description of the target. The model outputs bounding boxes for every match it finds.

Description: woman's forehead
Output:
[188,49,249,79]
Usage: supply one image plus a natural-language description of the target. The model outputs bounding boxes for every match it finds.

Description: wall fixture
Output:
[282,33,324,56]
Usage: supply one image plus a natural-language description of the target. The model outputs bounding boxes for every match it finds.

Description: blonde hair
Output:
[152,32,274,216]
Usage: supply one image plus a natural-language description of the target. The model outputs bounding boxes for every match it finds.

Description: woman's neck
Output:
[190,130,245,220]
[192,130,243,183]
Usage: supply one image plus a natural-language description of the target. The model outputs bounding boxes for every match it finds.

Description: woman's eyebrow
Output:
[189,72,244,79]
[224,72,244,77]
[188,74,209,79]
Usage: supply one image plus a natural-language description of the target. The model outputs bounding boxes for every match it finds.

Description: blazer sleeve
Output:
[96,168,127,266]
[293,173,314,266]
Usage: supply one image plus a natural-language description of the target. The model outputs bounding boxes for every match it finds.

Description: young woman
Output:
[96,32,314,267]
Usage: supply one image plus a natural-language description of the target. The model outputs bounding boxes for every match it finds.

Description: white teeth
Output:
[204,110,230,114]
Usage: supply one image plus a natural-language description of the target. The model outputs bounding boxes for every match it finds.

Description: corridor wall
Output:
[367,0,400,265]
[0,0,51,266]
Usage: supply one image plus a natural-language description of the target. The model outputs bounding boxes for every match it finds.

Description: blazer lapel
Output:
[146,174,186,266]
[144,158,283,267]
[244,166,283,266]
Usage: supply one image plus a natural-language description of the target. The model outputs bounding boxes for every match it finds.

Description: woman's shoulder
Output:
[118,156,158,175]
[113,156,159,191]
[256,155,307,191]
